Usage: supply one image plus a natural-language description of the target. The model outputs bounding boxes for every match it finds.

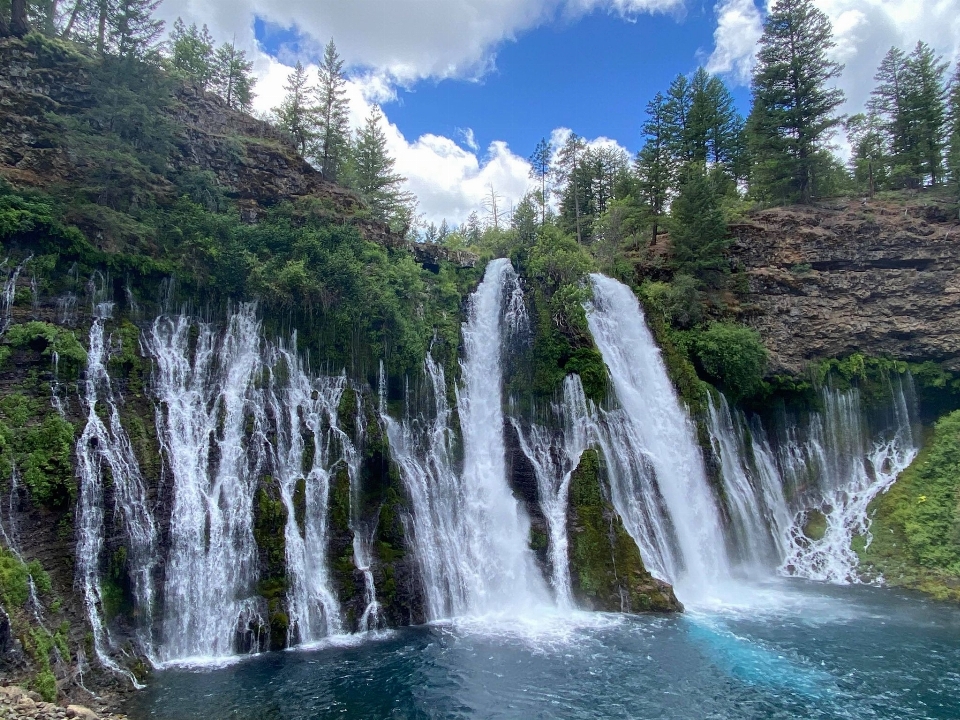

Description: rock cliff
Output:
[730,195,960,373]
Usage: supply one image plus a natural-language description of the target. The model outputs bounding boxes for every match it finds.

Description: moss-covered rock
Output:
[567,449,682,613]
[857,412,960,601]
[252,479,288,650]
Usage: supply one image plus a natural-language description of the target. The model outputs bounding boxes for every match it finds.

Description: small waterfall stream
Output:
[75,304,158,679]
[147,308,268,663]
[267,344,346,644]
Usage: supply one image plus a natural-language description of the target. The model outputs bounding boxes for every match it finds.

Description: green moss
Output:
[4,322,87,380]
[802,510,827,542]
[529,527,548,552]
[107,321,146,394]
[330,467,351,537]
[253,481,289,650]
[20,415,77,509]
[858,412,960,600]
[568,450,679,612]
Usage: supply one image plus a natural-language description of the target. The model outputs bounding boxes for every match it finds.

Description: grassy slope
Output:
[858,412,960,601]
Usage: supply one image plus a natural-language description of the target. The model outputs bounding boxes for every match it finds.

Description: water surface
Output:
[126,581,960,719]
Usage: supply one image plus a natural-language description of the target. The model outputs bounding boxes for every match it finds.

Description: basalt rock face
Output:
[730,197,960,373]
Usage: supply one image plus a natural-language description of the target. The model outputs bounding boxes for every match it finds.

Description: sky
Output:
[155,0,960,226]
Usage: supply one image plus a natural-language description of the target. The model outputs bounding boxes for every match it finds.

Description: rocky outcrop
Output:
[730,196,960,373]
[567,450,682,613]
[0,686,126,720]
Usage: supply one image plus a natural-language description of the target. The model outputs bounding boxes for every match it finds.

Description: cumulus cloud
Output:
[705,0,763,83]
[158,0,685,85]
[707,0,960,116]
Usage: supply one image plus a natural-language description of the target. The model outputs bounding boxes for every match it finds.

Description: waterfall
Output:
[705,393,790,570]
[780,380,918,583]
[267,344,346,644]
[75,304,158,681]
[511,375,593,608]
[0,255,31,336]
[147,307,267,663]
[383,258,550,619]
[585,274,729,593]
[704,377,919,585]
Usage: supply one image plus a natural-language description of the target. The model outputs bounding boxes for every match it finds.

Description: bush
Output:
[689,323,767,400]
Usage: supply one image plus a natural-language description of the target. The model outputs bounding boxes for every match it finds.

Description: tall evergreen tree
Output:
[169,18,215,89]
[846,112,887,196]
[213,41,256,111]
[528,137,552,227]
[314,39,350,182]
[349,106,415,231]
[109,0,163,60]
[10,0,29,36]
[670,164,729,288]
[748,0,845,202]
[636,92,672,244]
[905,41,949,185]
[553,133,587,243]
[947,61,960,195]
[869,47,912,186]
[275,61,315,157]
[664,73,694,166]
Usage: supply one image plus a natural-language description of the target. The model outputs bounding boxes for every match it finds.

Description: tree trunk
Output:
[0,11,9,37]
[10,0,29,37]
[62,0,82,39]
[97,0,107,54]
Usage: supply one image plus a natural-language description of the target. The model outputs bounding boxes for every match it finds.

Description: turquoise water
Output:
[127,581,960,719]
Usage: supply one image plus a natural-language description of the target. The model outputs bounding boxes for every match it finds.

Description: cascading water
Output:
[585,274,729,594]
[511,375,593,608]
[267,344,346,644]
[0,255,31,336]
[383,258,550,619]
[780,379,918,583]
[706,393,790,570]
[147,307,267,663]
[704,377,919,585]
[75,303,158,681]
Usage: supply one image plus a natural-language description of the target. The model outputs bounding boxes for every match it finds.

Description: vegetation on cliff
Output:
[858,410,960,601]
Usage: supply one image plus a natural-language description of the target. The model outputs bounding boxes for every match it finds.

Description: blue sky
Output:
[256,8,752,159]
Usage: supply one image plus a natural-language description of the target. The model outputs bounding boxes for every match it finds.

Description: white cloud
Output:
[158,0,685,86]
[707,0,960,114]
[458,128,481,152]
[705,0,763,83]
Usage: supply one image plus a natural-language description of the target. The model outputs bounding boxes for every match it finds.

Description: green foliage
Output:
[639,276,703,329]
[748,0,845,203]
[859,411,960,600]
[5,322,87,379]
[168,18,215,89]
[0,549,50,608]
[688,323,768,401]
[669,164,730,288]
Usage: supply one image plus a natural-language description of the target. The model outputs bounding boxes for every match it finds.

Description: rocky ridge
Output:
[730,195,960,373]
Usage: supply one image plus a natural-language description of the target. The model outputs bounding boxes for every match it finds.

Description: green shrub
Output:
[689,323,768,401]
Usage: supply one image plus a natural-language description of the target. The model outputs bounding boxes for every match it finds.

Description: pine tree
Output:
[749,0,845,203]
[511,192,539,245]
[869,47,912,185]
[109,0,164,60]
[664,73,694,166]
[670,164,729,288]
[9,0,29,37]
[169,18,216,89]
[553,133,587,243]
[846,113,887,196]
[213,41,256,111]
[349,106,415,231]
[947,61,960,196]
[905,41,949,185]
[528,137,552,227]
[636,92,672,244]
[275,61,315,157]
[314,39,350,182]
